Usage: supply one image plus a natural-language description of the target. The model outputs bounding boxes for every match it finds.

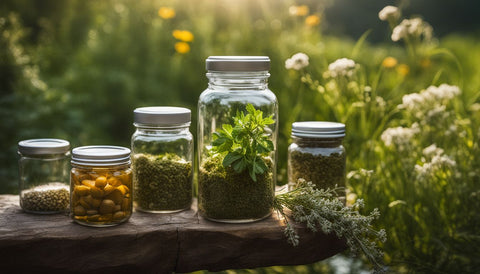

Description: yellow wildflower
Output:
[175,42,190,54]
[382,57,398,68]
[172,30,194,42]
[289,5,309,16]
[420,58,431,68]
[397,64,410,76]
[158,7,175,19]
[305,15,321,27]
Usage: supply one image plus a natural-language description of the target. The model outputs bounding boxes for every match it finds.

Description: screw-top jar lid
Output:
[18,139,70,155]
[206,56,270,71]
[134,106,191,127]
[292,121,346,138]
[71,146,131,166]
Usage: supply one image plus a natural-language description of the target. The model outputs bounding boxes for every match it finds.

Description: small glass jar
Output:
[131,106,193,213]
[18,139,70,214]
[288,122,346,191]
[198,56,278,223]
[70,146,132,227]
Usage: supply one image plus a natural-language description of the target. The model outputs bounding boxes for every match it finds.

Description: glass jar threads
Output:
[18,139,70,214]
[131,106,193,213]
[70,146,132,227]
[288,121,346,191]
[198,56,278,223]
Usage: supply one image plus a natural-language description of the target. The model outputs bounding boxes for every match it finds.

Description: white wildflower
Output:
[285,52,309,70]
[431,154,456,168]
[381,126,417,148]
[327,58,357,77]
[378,5,400,21]
[422,84,461,101]
[391,18,433,42]
[422,144,444,158]
[398,93,425,110]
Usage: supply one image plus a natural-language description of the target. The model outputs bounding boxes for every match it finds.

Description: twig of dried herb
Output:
[273,179,387,272]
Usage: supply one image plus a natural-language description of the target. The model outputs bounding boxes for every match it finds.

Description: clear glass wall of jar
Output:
[70,146,132,227]
[18,139,70,214]
[288,122,346,192]
[198,56,278,223]
[131,106,193,213]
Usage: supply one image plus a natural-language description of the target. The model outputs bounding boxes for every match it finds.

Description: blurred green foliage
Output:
[1,0,480,273]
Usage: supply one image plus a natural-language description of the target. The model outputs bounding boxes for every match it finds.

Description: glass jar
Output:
[131,106,193,213]
[70,146,132,227]
[288,121,346,191]
[18,139,70,214]
[198,56,278,223]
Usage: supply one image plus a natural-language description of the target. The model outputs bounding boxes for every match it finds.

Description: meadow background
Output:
[1,0,479,273]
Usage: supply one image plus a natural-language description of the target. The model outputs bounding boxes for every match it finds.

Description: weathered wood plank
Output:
[0,194,346,273]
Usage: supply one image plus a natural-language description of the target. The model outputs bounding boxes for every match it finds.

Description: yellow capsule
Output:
[74,205,86,216]
[90,187,104,199]
[74,185,90,196]
[103,184,116,196]
[81,180,95,188]
[95,176,107,188]
[107,177,121,187]
[112,211,125,221]
[117,185,129,195]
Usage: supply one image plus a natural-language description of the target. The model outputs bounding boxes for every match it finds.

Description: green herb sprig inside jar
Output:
[131,106,193,213]
[18,139,70,214]
[288,121,346,192]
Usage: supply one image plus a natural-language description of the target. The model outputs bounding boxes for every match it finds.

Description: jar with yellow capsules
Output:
[70,146,132,227]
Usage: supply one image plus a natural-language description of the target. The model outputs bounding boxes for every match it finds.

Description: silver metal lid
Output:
[292,121,346,138]
[134,106,191,127]
[71,146,131,166]
[18,139,70,155]
[206,56,270,71]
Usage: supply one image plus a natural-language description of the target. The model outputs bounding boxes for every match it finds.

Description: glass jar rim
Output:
[71,145,131,166]
[292,121,345,138]
[18,139,70,155]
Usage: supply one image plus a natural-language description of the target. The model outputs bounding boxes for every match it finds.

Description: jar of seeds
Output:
[18,139,70,214]
[70,146,132,227]
[131,106,193,213]
[288,122,346,192]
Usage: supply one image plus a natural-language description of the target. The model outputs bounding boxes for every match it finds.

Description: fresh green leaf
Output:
[222,151,243,167]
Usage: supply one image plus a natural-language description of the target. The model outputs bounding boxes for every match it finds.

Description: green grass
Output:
[1,0,480,272]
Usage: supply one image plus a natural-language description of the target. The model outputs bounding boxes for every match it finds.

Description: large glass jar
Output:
[70,146,132,227]
[198,56,278,223]
[288,121,346,191]
[131,106,193,213]
[18,139,70,214]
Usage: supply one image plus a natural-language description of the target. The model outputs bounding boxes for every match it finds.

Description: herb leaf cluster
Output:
[212,104,274,182]
[274,179,387,273]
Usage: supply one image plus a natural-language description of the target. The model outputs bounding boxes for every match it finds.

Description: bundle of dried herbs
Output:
[274,179,387,273]
[133,153,192,212]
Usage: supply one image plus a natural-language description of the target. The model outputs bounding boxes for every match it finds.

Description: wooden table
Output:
[0,194,346,273]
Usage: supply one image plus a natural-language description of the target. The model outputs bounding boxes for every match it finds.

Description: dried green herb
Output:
[21,183,69,213]
[274,179,386,273]
[289,150,346,190]
[198,155,274,220]
[133,153,192,212]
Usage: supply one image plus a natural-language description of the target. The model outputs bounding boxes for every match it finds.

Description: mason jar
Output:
[198,56,278,223]
[288,121,346,191]
[18,139,70,214]
[70,146,132,227]
[131,106,193,213]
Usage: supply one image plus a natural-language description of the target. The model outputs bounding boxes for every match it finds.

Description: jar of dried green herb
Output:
[18,139,70,214]
[131,106,193,213]
[288,121,346,192]
[198,56,278,223]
